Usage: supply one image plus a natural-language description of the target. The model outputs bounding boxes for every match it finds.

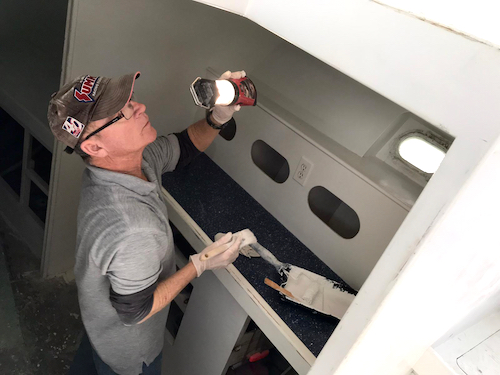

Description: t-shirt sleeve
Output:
[109,281,157,325]
[173,129,202,170]
[104,231,167,325]
[143,134,181,174]
[106,231,165,295]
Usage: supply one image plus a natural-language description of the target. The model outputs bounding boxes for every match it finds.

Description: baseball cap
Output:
[47,71,140,153]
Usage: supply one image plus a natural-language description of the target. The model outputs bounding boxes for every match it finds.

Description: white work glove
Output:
[210,70,246,125]
[190,232,242,277]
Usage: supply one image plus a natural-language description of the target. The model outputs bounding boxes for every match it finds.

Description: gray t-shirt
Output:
[74,135,180,375]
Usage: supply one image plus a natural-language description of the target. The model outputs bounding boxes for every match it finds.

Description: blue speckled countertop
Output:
[162,153,356,357]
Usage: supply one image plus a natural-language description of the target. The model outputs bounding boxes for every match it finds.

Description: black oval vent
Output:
[308,186,360,239]
[251,140,289,184]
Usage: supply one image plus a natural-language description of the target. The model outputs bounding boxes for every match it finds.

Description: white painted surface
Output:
[247,42,407,158]
[207,67,423,209]
[435,311,500,375]
[375,0,500,48]
[206,91,409,289]
[194,0,249,15]
[0,89,53,153]
[193,3,500,375]
[162,271,249,375]
[309,135,500,375]
[195,0,500,143]
[457,331,500,375]
[412,348,456,375]
[435,288,500,348]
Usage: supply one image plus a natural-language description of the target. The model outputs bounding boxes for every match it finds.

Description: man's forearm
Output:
[187,115,221,152]
[139,262,197,323]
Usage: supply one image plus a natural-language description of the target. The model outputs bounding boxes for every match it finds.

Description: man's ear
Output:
[80,138,108,158]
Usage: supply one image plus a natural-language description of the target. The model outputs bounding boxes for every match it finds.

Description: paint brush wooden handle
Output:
[203,229,257,261]
[201,242,232,261]
[264,278,296,300]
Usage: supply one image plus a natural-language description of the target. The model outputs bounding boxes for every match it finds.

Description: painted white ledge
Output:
[194,0,500,143]
[433,310,500,375]
[413,311,500,375]
[161,187,314,374]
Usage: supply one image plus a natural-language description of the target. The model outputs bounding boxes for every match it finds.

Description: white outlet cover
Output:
[293,157,313,186]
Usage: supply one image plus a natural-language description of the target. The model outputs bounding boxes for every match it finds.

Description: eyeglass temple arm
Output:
[83,113,123,141]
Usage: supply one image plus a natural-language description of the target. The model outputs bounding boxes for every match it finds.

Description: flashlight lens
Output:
[215,80,236,105]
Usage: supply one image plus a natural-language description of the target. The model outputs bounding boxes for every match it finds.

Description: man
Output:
[47,70,246,375]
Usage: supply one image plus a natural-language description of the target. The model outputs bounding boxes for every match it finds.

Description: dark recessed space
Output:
[165,300,184,340]
[29,182,48,223]
[225,323,297,375]
[31,137,52,185]
[0,107,24,196]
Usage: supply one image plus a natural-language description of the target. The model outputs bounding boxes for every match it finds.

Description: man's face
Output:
[83,99,157,159]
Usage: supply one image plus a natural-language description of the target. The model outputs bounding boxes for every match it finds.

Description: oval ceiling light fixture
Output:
[398,136,446,173]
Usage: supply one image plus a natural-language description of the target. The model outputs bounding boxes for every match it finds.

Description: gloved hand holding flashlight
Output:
[210,70,246,125]
[189,69,257,127]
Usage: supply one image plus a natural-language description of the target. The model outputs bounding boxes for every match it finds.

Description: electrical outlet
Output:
[293,157,313,186]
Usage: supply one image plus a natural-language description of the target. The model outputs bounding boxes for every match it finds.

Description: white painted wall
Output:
[432,310,500,375]
[310,134,500,375]
[434,288,500,347]
[204,91,409,289]
[245,42,408,158]
[376,0,500,48]
[194,2,500,374]
[163,271,249,375]
[195,0,500,142]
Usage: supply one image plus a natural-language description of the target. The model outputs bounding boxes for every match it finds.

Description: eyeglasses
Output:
[84,99,135,141]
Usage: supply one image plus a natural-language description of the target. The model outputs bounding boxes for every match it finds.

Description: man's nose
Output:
[133,101,147,117]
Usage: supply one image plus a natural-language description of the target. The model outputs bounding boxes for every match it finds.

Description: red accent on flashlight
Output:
[229,77,257,107]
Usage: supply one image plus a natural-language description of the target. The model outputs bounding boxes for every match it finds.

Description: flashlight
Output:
[190,76,257,109]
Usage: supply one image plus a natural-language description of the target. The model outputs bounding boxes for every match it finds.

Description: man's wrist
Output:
[189,254,203,277]
[206,111,229,130]
[209,113,222,126]
[186,260,200,278]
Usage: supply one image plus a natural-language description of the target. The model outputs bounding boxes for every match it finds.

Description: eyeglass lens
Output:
[122,101,135,120]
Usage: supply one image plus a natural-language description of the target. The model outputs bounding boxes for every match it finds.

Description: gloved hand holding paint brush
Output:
[189,229,257,277]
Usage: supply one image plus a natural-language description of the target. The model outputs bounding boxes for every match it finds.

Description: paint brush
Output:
[202,229,257,261]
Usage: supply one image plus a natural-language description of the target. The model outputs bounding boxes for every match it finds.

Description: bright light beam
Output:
[399,137,445,173]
